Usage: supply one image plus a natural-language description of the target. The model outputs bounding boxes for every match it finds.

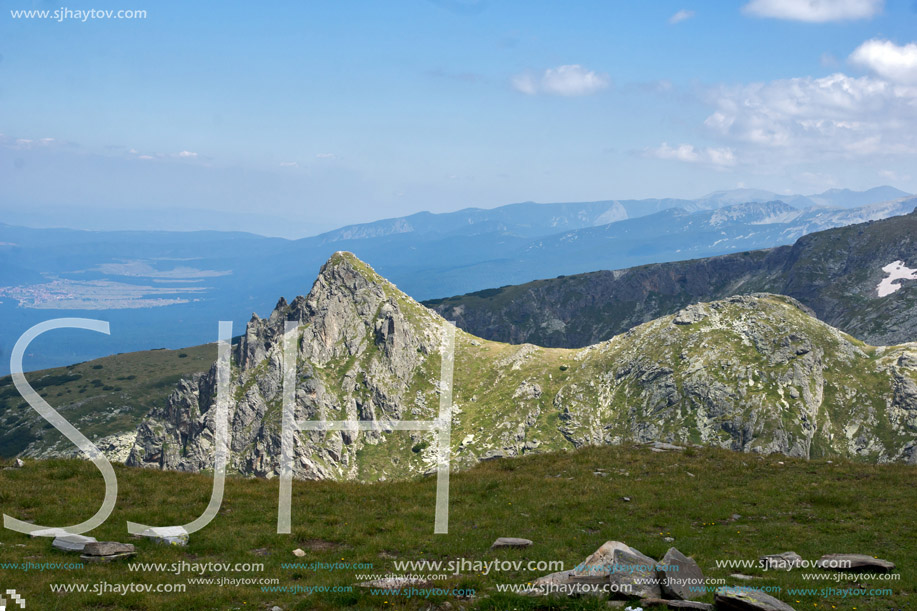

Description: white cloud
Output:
[279,161,299,167]
[742,0,882,22]
[701,72,917,160]
[315,153,337,159]
[176,150,198,158]
[648,142,737,167]
[512,65,610,97]
[850,39,917,84]
[668,9,695,24]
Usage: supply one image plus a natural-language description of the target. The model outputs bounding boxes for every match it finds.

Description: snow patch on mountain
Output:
[877,261,917,297]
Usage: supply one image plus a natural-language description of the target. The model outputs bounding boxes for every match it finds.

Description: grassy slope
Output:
[0,444,913,610]
[0,344,216,457]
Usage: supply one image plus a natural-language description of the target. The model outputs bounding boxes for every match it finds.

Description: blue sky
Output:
[2,0,917,236]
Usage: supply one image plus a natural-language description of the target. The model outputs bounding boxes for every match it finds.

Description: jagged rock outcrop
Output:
[128,252,917,481]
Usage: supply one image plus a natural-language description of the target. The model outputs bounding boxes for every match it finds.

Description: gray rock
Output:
[13,458,24,468]
[673,304,710,326]
[714,587,795,610]
[52,534,97,552]
[658,547,704,600]
[292,548,306,557]
[816,553,894,572]
[572,541,662,599]
[83,541,135,556]
[759,552,802,571]
[649,442,685,451]
[491,537,533,549]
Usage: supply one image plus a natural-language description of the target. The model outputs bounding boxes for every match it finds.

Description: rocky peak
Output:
[128,255,917,482]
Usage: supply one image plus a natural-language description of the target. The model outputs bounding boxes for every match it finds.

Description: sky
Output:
[2,0,917,237]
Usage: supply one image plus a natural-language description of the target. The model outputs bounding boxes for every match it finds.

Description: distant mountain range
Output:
[0,186,912,373]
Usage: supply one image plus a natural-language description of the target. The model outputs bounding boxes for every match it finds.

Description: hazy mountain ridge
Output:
[125,252,917,482]
[1,188,911,374]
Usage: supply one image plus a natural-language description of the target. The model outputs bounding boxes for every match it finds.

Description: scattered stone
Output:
[52,534,97,553]
[622,497,632,502]
[640,598,713,610]
[686,472,695,477]
[759,552,802,571]
[572,541,662,599]
[729,574,756,580]
[649,442,685,451]
[673,304,710,326]
[480,449,505,461]
[251,547,272,556]
[728,514,742,522]
[378,551,397,560]
[491,537,532,549]
[292,548,306,557]
[139,526,189,546]
[658,547,704,600]
[84,541,135,556]
[80,541,136,562]
[13,458,24,468]
[358,576,431,589]
[816,553,894,572]
[271,607,283,611]
[714,587,796,610]
[663,537,675,542]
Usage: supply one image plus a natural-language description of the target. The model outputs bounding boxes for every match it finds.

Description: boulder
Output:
[816,553,894,572]
[52,534,97,553]
[13,458,24,468]
[714,587,795,611]
[657,547,704,600]
[292,548,306,557]
[491,537,533,549]
[572,541,662,599]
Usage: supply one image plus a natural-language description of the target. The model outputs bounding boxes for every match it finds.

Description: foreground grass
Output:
[0,444,913,610]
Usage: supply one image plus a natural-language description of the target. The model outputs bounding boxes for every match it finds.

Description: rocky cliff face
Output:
[426,206,917,348]
[128,252,917,481]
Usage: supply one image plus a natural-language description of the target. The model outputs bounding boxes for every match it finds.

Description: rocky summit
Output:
[127,252,917,481]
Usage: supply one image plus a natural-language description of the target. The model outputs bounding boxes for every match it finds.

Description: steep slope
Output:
[127,253,917,482]
[427,205,917,348]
